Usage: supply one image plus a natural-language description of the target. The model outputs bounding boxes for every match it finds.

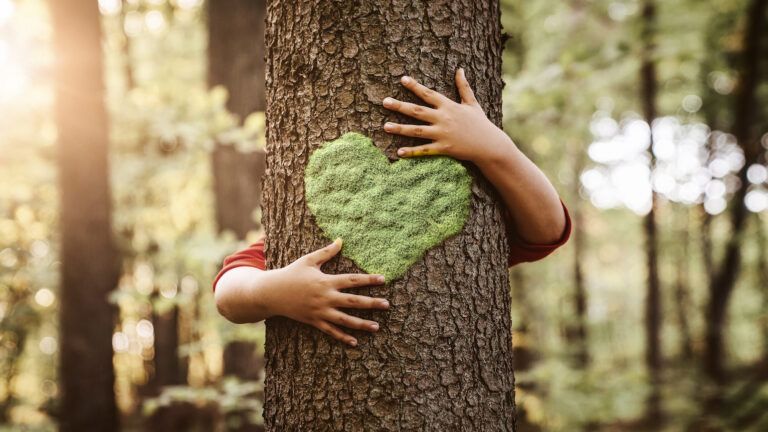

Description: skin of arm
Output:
[215,239,390,347]
[382,69,566,244]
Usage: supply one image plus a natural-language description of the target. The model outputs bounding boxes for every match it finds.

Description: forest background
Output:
[0,0,767,431]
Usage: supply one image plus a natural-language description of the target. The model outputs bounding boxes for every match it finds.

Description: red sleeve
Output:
[212,202,571,290]
[507,200,572,267]
[212,238,266,292]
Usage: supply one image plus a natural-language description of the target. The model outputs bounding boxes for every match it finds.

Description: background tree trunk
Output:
[209,0,267,240]
[674,209,694,360]
[49,0,120,430]
[208,1,267,431]
[704,0,766,382]
[570,145,589,367]
[208,0,266,371]
[261,1,514,430]
[639,0,663,423]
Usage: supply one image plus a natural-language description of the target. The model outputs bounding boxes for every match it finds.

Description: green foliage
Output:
[304,132,471,281]
[142,377,263,427]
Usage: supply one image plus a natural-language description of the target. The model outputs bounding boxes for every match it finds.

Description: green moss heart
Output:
[304,132,472,282]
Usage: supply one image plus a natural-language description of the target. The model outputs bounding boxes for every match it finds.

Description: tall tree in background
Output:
[261,1,515,429]
[570,147,589,367]
[705,0,767,382]
[49,0,120,430]
[208,0,267,387]
[639,0,663,422]
[208,2,267,431]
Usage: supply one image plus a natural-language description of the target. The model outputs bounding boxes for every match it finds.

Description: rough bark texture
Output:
[50,0,120,430]
[261,1,513,430]
[704,0,766,382]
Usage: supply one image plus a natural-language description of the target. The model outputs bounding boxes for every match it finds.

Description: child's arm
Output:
[214,239,389,347]
[382,69,567,245]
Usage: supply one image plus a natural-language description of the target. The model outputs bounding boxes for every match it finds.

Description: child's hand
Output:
[263,239,389,347]
[382,68,513,165]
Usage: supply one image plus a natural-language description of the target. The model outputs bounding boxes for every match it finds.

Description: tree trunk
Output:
[209,0,267,239]
[704,0,766,382]
[674,209,694,360]
[759,218,768,360]
[570,146,589,367]
[151,304,185,388]
[262,1,513,430]
[208,1,267,431]
[640,0,663,422]
[50,0,121,430]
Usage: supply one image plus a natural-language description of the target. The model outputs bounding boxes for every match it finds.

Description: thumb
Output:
[303,238,343,267]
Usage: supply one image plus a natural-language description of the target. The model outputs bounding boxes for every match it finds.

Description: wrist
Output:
[250,267,285,320]
[473,128,519,170]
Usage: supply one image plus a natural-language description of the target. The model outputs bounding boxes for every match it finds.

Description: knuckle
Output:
[422,89,434,98]
[413,127,423,137]
[348,275,360,284]
[412,105,424,115]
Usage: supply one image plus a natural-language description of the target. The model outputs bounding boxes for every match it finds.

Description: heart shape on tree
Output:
[304,132,472,282]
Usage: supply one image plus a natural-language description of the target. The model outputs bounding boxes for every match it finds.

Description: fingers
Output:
[315,320,357,347]
[383,122,439,139]
[455,68,479,106]
[397,143,447,158]
[335,293,390,310]
[400,75,450,107]
[382,97,438,122]
[326,310,380,333]
[303,238,342,267]
[328,273,385,290]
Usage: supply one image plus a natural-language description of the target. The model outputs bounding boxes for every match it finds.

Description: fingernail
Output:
[401,76,411,84]
[383,97,393,106]
[376,275,385,283]
[349,339,357,347]
[459,67,465,76]
[378,300,390,308]
[334,238,343,247]
[370,323,379,331]
[397,149,405,156]
[384,122,394,131]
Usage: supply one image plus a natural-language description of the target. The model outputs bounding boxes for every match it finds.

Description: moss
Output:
[304,132,471,282]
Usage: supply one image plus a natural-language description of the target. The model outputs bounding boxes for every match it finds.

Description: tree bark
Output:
[704,0,766,382]
[262,1,513,430]
[640,0,663,422]
[50,0,121,430]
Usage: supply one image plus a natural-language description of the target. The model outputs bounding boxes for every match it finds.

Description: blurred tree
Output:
[208,1,267,430]
[207,0,266,427]
[570,146,589,367]
[49,0,120,430]
[705,0,767,382]
[209,0,267,240]
[639,0,663,423]
[261,0,515,429]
